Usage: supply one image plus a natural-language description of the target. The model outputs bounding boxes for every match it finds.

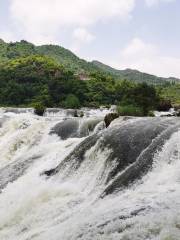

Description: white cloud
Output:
[122,38,157,58]
[73,28,95,44]
[0,31,16,43]
[6,0,178,77]
[111,37,180,78]
[9,0,135,44]
[71,28,95,53]
[145,0,175,7]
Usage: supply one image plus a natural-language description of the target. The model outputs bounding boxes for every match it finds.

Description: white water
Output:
[154,108,176,117]
[0,112,180,239]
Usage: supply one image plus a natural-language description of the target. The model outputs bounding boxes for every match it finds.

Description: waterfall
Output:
[0,110,180,240]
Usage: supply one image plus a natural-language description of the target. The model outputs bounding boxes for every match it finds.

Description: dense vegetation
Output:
[0,39,179,84]
[0,55,160,115]
[157,83,180,105]
[92,61,180,85]
[0,39,179,115]
[0,55,86,107]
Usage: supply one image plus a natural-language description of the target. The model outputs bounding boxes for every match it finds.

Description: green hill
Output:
[0,39,179,84]
[91,61,180,85]
[0,39,36,61]
[0,55,88,107]
[0,41,179,110]
[0,40,98,76]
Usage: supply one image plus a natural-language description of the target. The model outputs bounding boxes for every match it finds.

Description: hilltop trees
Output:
[130,82,159,115]
[0,55,161,115]
[0,55,87,108]
[62,94,80,109]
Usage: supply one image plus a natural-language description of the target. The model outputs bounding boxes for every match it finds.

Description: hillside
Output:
[0,54,162,113]
[0,39,98,76]
[0,55,88,107]
[0,39,179,84]
[0,40,179,110]
[92,61,180,85]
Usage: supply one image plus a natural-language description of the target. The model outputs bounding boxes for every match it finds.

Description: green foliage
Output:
[148,111,155,117]
[62,94,80,109]
[92,61,180,85]
[130,83,159,115]
[0,55,86,107]
[158,83,180,105]
[37,45,98,74]
[32,102,46,116]
[86,72,116,105]
[0,39,179,85]
[115,82,159,115]
[79,111,84,117]
[0,40,36,62]
[117,105,144,117]
[0,41,164,113]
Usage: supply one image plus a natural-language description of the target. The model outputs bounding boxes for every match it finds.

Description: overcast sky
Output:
[0,0,180,78]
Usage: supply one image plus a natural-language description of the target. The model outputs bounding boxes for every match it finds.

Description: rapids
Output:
[0,109,180,240]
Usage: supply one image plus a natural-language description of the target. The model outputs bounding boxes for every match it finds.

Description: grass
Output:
[117,105,144,116]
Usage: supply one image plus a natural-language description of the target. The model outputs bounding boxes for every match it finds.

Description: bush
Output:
[131,82,159,115]
[63,94,80,109]
[32,102,46,116]
[148,111,155,117]
[157,99,172,111]
[174,104,180,111]
[73,110,78,117]
[79,111,84,117]
[176,110,180,117]
[117,105,143,116]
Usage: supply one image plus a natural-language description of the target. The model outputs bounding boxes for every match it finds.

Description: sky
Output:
[0,0,180,78]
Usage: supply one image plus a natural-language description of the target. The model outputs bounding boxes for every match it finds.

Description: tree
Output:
[131,83,159,115]
[62,94,80,109]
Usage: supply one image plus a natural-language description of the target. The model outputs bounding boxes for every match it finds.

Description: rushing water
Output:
[0,109,180,240]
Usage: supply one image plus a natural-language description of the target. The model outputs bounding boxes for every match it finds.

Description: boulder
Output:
[157,100,172,112]
[104,113,119,128]
[174,105,180,111]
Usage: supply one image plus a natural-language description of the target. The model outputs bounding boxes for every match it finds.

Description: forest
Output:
[0,40,179,116]
[0,55,168,116]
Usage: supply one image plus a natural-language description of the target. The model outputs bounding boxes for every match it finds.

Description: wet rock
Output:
[174,105,180,116]
[43,133,99,177]
[176,110,180,117]
[157,100,172,112]
[174,105,180,111]
[102,117,180,195]
[104,113,119,128]
[50,119,79,140]
[50,118,103,140]
[46,117,180,196]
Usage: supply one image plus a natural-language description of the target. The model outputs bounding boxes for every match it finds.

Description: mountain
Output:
[91,61,180,85]
[0,40,98,74]
[0,39,179,84]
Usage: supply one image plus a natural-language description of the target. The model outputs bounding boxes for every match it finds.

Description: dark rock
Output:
[50,118,103,140]
[45,117,180,197]
[79,111,84,118]
[73,110,78,117]
[174,105,180,111]
[176,110,180,117]
[50,119,79,140]
[101,117,180,196]
[104,113,119,128]
[33,103,46,116]
[157,100,172,112]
